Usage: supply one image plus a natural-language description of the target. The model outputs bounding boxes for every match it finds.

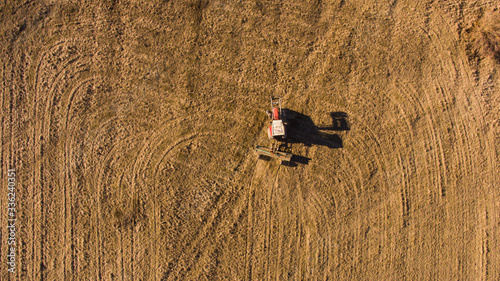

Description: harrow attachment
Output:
[255,145,292,164]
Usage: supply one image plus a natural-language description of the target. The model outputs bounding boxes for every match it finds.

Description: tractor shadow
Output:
[280,109,349,165]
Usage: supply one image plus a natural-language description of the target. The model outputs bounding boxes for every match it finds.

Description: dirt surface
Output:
[1,0,499,280]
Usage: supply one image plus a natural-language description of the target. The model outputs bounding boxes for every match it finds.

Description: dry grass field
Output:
[1,0,499,280]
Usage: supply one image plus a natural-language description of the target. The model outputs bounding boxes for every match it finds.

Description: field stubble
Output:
[1,0,499,280]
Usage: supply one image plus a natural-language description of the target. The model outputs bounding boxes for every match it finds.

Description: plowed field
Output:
[1,0,499,280]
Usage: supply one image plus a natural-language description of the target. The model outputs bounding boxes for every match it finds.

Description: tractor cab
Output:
[267,97,286,139]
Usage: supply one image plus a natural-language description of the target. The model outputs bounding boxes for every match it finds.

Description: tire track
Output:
[389,80,435,226]
[168,136,248,279]
[90,121,144,280]
[296,174,306,280]
[264,165,280,280]
[31,40,67,281]
[425,16,470,197]
[244,162,257,281]
[45,59,91,280]
[425,8,492,279]
[4,45,32,281]
[125,130,247,280]
[61,76,95,280]
[60,79,94,281]
[245,157,278,280]
[31,38,92,280]
[84,94,250,279]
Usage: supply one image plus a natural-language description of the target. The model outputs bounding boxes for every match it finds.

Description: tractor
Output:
[255,97,292,164]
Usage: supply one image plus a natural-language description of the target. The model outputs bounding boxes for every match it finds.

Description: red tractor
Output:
[255,97,292,164]
[267,97,287,140]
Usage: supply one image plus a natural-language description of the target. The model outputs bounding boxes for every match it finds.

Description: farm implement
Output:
[255,145,292,164]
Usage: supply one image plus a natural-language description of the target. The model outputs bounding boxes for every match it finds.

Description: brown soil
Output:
[1,0,499,280]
